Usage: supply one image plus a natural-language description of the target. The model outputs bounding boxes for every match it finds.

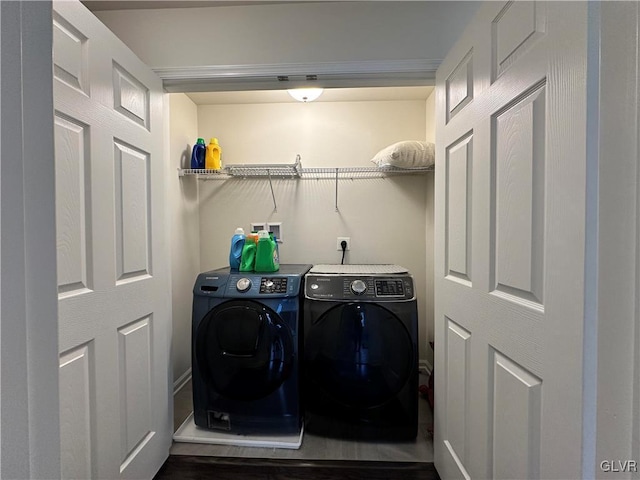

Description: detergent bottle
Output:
[239,233,259,272]
[229,227,246,270]
[255,230,279,272]
[205,137,222,170]
[270,232,280,265]
[190,138,206,169]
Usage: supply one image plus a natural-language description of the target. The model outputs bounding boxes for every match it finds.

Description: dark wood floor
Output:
[153,456,440,480]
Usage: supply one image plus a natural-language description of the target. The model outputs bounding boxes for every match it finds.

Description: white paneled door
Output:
[435,2,588,479]
[53,1,171,478]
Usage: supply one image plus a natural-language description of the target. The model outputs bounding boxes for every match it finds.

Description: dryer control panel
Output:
[305,274,415,301]
[375,279,406,297]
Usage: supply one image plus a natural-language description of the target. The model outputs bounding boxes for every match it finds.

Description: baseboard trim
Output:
[173,368,192,395]
[419,360,433,376]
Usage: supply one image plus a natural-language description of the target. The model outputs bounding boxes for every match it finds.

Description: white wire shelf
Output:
[177,155,434,211]
[178,155,303,179]
[178,165,433,179]
[298,166,433,179]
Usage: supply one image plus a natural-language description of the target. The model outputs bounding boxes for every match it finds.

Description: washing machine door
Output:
[196,299,294,401]
[305,302,413,408]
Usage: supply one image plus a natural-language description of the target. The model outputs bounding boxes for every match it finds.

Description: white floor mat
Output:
[173,412,304,450]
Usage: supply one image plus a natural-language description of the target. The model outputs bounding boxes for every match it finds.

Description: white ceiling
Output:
[81,1,326,11]
[185,85,434,105]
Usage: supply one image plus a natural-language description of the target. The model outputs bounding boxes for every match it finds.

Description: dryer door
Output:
[305,302,414,408]
[196,299,294,401]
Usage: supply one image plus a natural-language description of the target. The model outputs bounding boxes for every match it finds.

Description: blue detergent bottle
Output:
[190,138,206,169]
[229,227,246,270]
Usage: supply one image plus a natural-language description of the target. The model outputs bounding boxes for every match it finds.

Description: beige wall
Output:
[168,93,201,387]
[426,90,436,144]
[197,100,427,168]
[196,98,434,364]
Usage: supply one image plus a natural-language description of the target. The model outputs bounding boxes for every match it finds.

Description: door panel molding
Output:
[491,1,546,82]
[490,349,541,480]
[445,132,474,285]
[444,317,471,466]
[59,343,95,479]
[490,81,546,309]
[446,50,474,123]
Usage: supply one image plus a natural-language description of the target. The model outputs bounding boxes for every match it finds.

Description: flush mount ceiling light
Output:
[287,88,324,103]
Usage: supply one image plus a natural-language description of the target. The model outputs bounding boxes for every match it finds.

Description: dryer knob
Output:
[350,279,367,295]
[236,278,252,292]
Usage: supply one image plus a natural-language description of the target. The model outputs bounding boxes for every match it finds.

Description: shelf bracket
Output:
[293,154,302,177]
[267,169,277,212]
[335,168,339,212]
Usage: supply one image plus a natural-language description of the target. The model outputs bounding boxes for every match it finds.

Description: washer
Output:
[191,264,312,435]
[303,264,418,440]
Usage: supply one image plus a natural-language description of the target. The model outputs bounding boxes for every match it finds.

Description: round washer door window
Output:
[196,300,294,401]
[305,302,413,408]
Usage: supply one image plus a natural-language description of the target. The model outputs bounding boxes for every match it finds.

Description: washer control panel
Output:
[194,265,311,298]
[226,275,294,296]
[305,274,414,301]
[223,274,299,297]
[259,277,288,294]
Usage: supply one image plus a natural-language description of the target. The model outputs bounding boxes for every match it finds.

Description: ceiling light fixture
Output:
[287,88,324,103]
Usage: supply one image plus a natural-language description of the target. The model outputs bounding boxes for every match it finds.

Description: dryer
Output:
[303,264,418,440]
[192,264,311,435]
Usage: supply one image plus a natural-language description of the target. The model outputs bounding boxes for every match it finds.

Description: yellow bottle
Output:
[205,137,222,170]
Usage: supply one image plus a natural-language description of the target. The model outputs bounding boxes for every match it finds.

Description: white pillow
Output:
[371,141,435,169]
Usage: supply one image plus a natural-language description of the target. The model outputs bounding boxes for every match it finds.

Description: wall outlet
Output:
[267,222,283,243]
[251,222,266,233]
[337,237,351,251]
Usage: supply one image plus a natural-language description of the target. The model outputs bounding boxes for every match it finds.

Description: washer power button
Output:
[236,278,252,292]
